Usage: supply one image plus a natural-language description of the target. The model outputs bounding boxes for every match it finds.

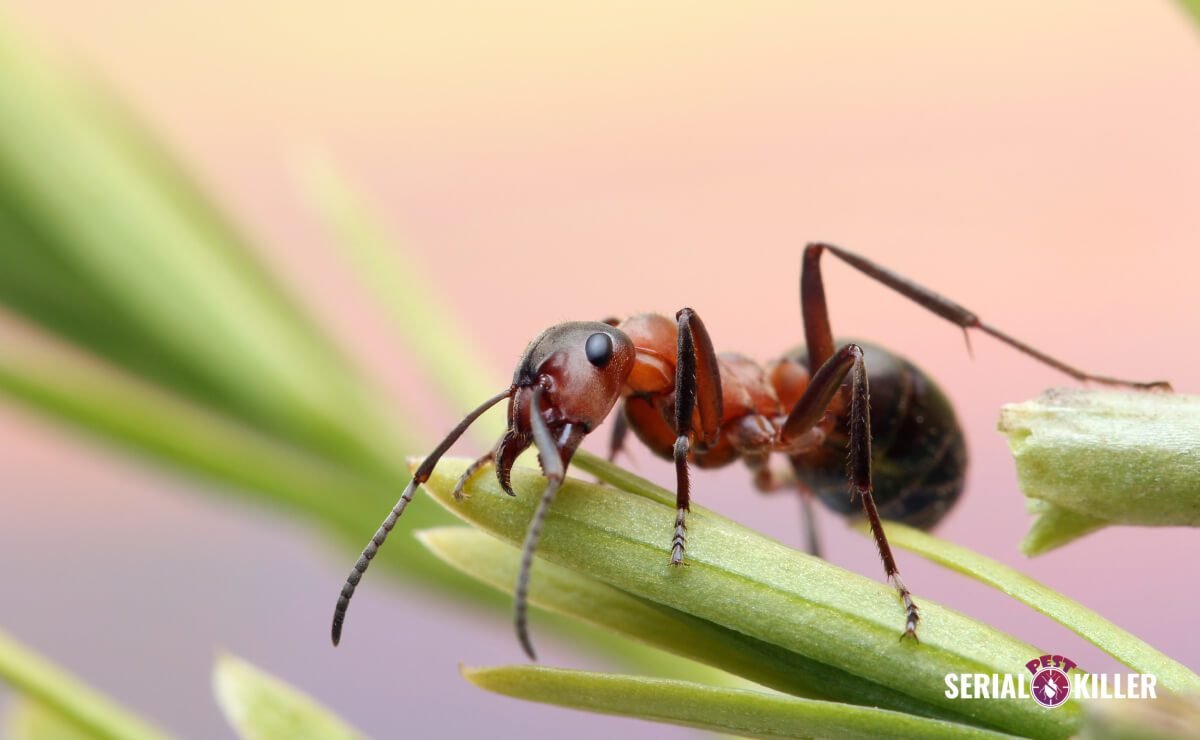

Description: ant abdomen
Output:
[788,341,968,530]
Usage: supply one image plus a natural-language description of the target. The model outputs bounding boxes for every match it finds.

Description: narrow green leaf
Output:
[213,654,362,740]
[424,459,1080,739]
[871,522,1200,694]
[5,697,103,740]
[1178,0,1200,30]
[463,665,1016,740]
[997,389,1200,553]
[417,526,988,726]
[298,157,506,442]
[0,326,378,532]
[0,630,168,740]
[0,18,411,480]
[0,323,491,600]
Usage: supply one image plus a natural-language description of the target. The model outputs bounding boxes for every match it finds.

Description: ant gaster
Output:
[331,243,1168,659]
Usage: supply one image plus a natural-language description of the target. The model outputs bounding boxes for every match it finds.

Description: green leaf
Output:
[1178,0,1200,30]
[5,698,106,740]
[0,322,490,600]
[462,665,1017,740]
[0,629,168,740]
[297,156,506,442]
[0,17,410,480]
[422,458,1080,739]
[213,654,362,740]
[418,526,978,725]
[871,521,1200,694]
[997,389,1200,554]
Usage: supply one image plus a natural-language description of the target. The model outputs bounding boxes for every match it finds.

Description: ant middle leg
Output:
[781,343,919,639]
[801,242,1170,390]
[669,307,724,565]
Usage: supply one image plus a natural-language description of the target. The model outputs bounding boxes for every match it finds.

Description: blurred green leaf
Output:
[0,629,168,740]
[425,458,1079,739]
[299,157,505,442]
[5,698,101,740]
[1179,0,1200,30]
[0,322,495,601]
[213,654,362,740]
[0,18,408,480]
[0,13,503,603]
[462,665,1016,740]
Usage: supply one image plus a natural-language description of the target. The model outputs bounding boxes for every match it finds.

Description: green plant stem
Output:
[0,630,168,740]
[462,665,1017,740]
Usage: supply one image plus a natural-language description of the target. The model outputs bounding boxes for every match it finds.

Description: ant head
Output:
[513,321,636,422]
[494,322,635,494]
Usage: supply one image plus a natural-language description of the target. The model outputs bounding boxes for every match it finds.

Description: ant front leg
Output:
[452,448,496,501]
[670,308,724,565]
[801,243,1170,390]
[781,345,919,640]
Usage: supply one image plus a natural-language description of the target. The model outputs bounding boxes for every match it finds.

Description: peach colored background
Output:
[1,2,1198,737]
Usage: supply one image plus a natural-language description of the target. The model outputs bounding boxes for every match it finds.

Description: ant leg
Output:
[332,387,513,646]
[670,308,724,565]
[514,382,586,661]
[608,410,629,463]
[452,448,496,501]
[798,488,822,559]
[801,242,1170,390]
[747,457,823,557]
[782,344,919,639]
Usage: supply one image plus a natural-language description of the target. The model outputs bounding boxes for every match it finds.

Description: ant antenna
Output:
[331,387,513,646]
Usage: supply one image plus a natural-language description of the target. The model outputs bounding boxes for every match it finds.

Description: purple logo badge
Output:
[1026,654,1076,709]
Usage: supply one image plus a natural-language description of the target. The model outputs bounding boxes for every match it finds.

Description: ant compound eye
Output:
[585,332,614,368]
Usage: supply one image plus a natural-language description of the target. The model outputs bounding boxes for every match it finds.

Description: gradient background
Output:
[1,2,1198,738]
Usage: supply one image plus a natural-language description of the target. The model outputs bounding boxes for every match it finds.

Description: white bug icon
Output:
[1041,676,1060,701]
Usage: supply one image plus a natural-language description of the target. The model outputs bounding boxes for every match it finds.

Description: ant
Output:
[331,243,1168,660]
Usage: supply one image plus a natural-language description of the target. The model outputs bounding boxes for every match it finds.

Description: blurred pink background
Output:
[1,1,1198,737]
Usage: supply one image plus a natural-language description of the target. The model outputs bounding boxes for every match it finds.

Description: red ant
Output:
[331,243,1167,659]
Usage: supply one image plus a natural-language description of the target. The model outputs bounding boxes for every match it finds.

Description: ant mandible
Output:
[331,243,1168,660]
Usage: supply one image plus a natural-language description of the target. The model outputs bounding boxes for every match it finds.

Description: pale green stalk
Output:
[0,630,168,740]
[463,666,1017,740]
